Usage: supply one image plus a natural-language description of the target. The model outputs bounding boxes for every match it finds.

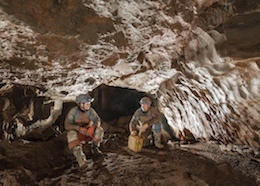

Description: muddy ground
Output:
[0,133,259,186]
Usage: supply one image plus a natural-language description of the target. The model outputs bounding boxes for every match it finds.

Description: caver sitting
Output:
[129,96,164,149]
[64,94,104,168]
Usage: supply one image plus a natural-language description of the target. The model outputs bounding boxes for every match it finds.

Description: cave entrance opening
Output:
[89,84,175,140]
[90,84,149,123]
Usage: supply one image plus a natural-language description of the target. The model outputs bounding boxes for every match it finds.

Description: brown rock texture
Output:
[0,0,259,185]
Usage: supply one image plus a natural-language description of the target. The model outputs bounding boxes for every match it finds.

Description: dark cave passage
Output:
[88,84,175,141]
[0,83,174,141]
[90,84,149,122]
[0,84,151,140]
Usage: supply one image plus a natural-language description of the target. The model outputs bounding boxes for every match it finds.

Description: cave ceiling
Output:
[0,0,259,147]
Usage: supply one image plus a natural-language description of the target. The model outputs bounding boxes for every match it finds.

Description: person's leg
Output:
[67,130,87,167]
[91,126,104,155]
[152,123,164,149]
[71,145,87,168]
[141,128,152,148]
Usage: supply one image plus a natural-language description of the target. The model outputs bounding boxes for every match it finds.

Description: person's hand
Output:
[131,130,137,136]
[141,123,149,132]
[89,121,94,126]
[79,127,88,135]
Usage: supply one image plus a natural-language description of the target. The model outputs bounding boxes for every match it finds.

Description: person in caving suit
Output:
[129,96,164,149]
[64,94,104,168]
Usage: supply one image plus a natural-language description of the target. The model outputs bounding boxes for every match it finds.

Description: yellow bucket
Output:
[128,135,143,152]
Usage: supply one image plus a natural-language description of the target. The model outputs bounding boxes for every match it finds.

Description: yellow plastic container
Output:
[128,135,143,152]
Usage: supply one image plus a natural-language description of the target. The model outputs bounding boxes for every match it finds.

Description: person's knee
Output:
[67,130,80,150]
[67,130,79,142]
[93,126,104,142]
[152,123,162,133]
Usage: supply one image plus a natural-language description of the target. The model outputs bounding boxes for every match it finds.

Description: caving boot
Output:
[142,134,153,148]
[72,145,87,168]
[91,125,104,156]
[153,133,164,149]
[91,143,103,156]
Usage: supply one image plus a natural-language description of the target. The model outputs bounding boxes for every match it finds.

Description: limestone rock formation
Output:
[0,0,260,185]
[0,0,259,146]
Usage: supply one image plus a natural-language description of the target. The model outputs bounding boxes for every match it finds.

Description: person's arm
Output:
[148,107,161,125]
[129,110,140,135]
[64,108,80,131]
[89,108,101,127]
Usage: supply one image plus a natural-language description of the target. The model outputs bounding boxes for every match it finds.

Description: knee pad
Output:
[67,130,79,142]
[94,126,104,140]
[152,123,162,133]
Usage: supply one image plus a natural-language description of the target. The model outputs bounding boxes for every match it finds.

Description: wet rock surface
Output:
[0,135,259,185]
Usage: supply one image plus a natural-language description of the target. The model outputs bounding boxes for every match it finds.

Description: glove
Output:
[79,127,88,135]
[87,125,95,138]
[131,130,138,136]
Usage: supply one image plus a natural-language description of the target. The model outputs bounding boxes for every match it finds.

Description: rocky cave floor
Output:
[0,133,259,186]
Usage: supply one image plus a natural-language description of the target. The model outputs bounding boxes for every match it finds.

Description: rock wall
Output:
[158,27,259,146]
[0,0,259,147]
